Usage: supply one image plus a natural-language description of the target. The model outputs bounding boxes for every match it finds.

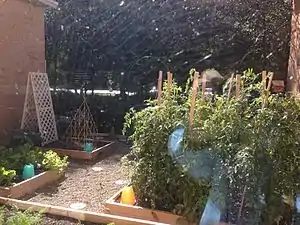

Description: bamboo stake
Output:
[262,70,267,91]
[189,71,199,131]
[261,71,267,107]
[157,71,163,105]
[237,186,247,225]
[167,72,173,97]
[264,72,274,107]
[201,72,206,102]
[267,72,274,92]
[235,74,241,97]
[227,74,235,100]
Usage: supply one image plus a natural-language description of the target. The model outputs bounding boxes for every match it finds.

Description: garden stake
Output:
[264,72,274,107]
[262,70,267,107]
[227,73,235,100]
[262,70,267,89]
[237,185,247,225]
[235,74,241,97]
[201,72,206,103]
[167,72,173,97]
[157,71,163,105]
[189,71,199,132]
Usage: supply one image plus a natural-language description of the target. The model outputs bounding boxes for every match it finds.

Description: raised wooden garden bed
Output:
[104,189,195,225]
[42,140,116,160]
[0,197,169,225]
[0,171,63,199]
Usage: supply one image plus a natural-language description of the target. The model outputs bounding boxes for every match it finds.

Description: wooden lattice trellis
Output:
[65,95,98,146]
[21,72,58,146]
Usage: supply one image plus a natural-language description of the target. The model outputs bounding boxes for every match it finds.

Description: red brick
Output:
[0,0,46,143]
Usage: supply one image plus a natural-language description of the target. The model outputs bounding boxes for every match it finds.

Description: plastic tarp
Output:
[168,125,228,225]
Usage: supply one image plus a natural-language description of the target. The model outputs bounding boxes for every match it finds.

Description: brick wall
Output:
[0,0,46,143]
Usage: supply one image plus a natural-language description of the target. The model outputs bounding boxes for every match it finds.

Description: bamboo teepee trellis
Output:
[65,94,98,147]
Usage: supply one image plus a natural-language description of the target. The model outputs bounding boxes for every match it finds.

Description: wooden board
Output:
[0,197,169,225]
[105,190,195,225]
[43,141,116,160]
[0,171,63,199]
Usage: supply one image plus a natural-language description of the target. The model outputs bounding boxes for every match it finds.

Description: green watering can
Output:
[22,164,35,180]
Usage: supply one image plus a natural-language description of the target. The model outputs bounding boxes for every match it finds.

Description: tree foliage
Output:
[45,0,291,92]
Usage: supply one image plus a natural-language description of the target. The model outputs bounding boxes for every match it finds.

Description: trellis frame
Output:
[21,72,58,146]
[65,94,98,147]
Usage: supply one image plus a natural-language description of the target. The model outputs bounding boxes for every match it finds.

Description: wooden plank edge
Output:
[104,201,188,225]
[0,171,62,196]
[10,171,63,199]
[13,171,51,187]
[92,141,115,153]
[106,189,122,203]
[51,148,92,160]
[43,142,115,160]
[104,190,186,224]
[0,197,169,225]
[92,141,116,157]
[105,201,181,219]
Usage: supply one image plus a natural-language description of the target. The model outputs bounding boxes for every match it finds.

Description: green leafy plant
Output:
[184,69,300,224]
[123,79,210,222]
[5,208,43,225]
[0,143,43,171]
[0,168,16,186]
[123,68,300,224]
[42,150,68,172]
[0,142,68,186]
[0,207,5,225]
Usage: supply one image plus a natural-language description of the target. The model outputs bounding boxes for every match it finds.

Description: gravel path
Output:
[41,215,99,225]
[24,141,130,225]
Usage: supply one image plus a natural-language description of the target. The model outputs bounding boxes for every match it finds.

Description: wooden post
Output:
[201,72,206,102]
[167,72,173,97]
[261,71,267,107]
[262,70,267,93]
[236,74,241,97]
[264,72,274,107]
[267,72,274,92]
[227,74,235,100]
[189,71,199,131]
[157,71,163,104]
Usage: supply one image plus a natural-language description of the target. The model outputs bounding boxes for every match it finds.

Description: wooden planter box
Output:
[43,141,116,160]
[0,170,63,199]
[104,189,195,225]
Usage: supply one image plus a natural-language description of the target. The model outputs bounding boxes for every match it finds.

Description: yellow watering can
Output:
[120,186,136,205]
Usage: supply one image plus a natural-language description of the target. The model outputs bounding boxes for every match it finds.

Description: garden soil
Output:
[24,141,130,225]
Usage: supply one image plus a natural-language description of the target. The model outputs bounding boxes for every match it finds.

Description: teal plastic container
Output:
[84,142,93,152]
[22,164,35,180]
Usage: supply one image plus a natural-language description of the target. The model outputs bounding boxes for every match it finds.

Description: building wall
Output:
[0,0,46,143]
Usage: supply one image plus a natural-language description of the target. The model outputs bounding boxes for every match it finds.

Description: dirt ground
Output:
[24,141,130,225]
